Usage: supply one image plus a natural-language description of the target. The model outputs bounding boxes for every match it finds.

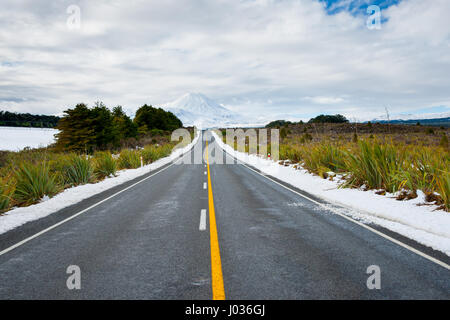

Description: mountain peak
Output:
[163,92,240,128]
[170,92,223,110]
[181,92,207,99]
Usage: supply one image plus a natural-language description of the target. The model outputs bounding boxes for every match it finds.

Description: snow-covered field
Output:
[0,131,200,234]
[212,131,450,256]
[0,127,58,151]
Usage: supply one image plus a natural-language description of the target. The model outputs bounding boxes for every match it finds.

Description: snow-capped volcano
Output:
[163,93,242,128]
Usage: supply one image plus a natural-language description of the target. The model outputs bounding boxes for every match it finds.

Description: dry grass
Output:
[0,129,192,212]
[224,123,449,211]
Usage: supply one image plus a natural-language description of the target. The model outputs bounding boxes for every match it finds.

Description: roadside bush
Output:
[118,149,141,169]
[225,129,449,211]
[302,143,347,177]
[93,151,117,179]
[425,128,434,135]
[47,153,70,185]
[342,140,406,192]
[435,171,450,211]
[140,145,159,164]
[280,145,301,162]
[0,131,177,214]
[14,162,58,205]
[156,144,173,158]
[0,176,15,212]
[63,154,94,186]
[299,133,312,143]
[141,144,174,165]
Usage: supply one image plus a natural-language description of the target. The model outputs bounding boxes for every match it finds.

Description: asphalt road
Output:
[0,131,449,299]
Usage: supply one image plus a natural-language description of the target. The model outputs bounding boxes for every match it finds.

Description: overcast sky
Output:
[1,0,449,121]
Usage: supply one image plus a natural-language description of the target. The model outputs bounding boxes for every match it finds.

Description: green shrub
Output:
[141,146,158,164]
[63,154,94,186]
[46,153,70,184]
[280,145,301,162]
[14,162,58,205]
[94,151,117,179]
[302,143,347,176]
[0,176,15,212]
[299,133,312,143]
[342,140,406,192]
[436,171,450,211]
[118,149,141,169]
[425,128,434,135]
[157,144,173,158]
[440,134,448,149]
[227,132,449,211]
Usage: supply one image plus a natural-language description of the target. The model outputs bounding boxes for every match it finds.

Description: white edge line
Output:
[199,209,207,231]
[0,138,197,257]
[214,135,450,271]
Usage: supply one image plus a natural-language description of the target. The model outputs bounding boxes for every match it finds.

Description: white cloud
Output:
[302,96,346,104]
[0,0,449,122]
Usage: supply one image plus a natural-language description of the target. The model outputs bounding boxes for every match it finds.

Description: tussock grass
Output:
[227,134,450,211]
[0,130,184,213]
[435,171,450,211]
[280,145,302,163]
[140,146,159,164]
[118,149,141,169]
[63,154,94,186]
[154,144,173,158]
[0,176,15,212]
[140,144,173,165]
[13,162,58,205]
[341,140,407,192]
[302,142,347,178]
[93,151,117,179]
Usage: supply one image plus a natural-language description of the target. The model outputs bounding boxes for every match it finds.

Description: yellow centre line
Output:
[206,139,226,300]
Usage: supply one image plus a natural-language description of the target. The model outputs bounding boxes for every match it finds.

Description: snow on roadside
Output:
[0,131,200,234]
[212,131,450,256]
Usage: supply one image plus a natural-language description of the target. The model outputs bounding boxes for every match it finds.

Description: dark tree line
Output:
[56,102,183,152]
[0,110,60,128]
[265,114,349,128]
[265,120,293,128]
[134,104,182,133]
[308,114,348,123]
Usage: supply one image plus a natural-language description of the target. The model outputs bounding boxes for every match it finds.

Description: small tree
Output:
[112,106,138,142]
[134,104,182,133]
[55,103,95,152]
